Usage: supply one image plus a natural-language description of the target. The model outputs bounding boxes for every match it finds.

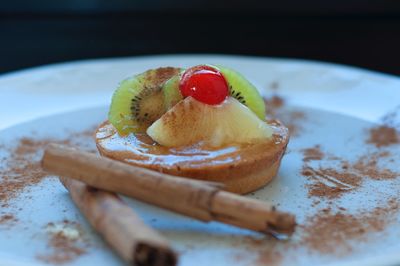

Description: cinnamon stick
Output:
[60,176,177,266]
[42,144,296,236]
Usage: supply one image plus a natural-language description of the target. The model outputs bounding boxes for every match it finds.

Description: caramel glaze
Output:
[95,120,289,194]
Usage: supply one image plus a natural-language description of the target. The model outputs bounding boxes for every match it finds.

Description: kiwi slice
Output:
[212,65,266,120]
[163,74,184,111]
[108,67,181,135]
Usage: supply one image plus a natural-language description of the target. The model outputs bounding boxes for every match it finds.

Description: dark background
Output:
[1,0,400,75]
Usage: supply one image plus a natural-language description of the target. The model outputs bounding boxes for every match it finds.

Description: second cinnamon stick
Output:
[61,176,176,266]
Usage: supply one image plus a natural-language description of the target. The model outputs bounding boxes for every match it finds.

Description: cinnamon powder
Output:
[144,67,180,85]
[301,145,324,162]
[37,220,90,265]
[303,166,361,199]
[367,106,400,147]
[282,111,305,137]
[238,198,400,265]
[0,138,55,203]
[367,126,399,147]
[263,95,306,136]
[0,214,17,226]
[254,249,283,266]
[0,129,96,205]
[237,236,285,266]
[302,198,400,254]
[265,95,284,110]
[353,152,397,180]
[301,146,398,199]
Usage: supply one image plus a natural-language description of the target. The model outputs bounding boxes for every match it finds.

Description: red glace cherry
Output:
[179,65,229,105]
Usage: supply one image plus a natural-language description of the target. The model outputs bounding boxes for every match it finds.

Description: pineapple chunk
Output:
[147,97,272,147]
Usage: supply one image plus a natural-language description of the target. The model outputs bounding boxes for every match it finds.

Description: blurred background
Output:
[1,0,399,75]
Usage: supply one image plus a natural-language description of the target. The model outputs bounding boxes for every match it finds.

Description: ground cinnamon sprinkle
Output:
[0,214,17,226]
[0,128,96,205]
[254,249,283,266]
[237,236,285,266]
[265,95,284,110]
[0,138,55,203]
[302,198,400,255]
[367,126,399,147]
[300,146,398,199]
[303,166,361,199]
[263,95,306,136]
[367,105,400,147]
[301,145,324,162]
[37,220,90,265]
[281,111,305,137]
[237,198,400,265]
[353,152,397,180]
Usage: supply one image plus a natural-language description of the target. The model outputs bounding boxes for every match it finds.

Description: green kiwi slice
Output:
[212,65,266,120]
[163,74,184,111]
[108,67,181,135]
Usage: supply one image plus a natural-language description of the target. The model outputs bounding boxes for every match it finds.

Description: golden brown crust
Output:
[95,121,289,194]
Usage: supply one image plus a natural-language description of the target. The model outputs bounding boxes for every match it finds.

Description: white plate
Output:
[0,55,399,266]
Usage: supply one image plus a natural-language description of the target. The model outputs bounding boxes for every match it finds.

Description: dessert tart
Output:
[95,65,289,194]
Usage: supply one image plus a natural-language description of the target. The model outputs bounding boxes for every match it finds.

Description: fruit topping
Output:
[147,97,272,148]
[108,67,181,135]
[109,65,267,138]
[179,65,229,105]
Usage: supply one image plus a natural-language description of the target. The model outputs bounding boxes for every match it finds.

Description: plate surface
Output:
[0,55,400,266]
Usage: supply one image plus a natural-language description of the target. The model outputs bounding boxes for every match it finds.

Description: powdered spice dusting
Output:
[301,145,324,162]
[0,138,55,203]
[236,198,400,265]
[300,145,398,199]
[254,249,283,266]
[264,95,306,136]
[144,67,181,86]
[280,111,305,137]
[237,236,285,266]
[0,214,18,227]
[367,126,399,147]
[353,152,397,180]
[265,95,284,110]
[303,166,361,199]
[37,220,90,265]
[367,106,400,147]
[302,198,400,254]
[0,129,96,205]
